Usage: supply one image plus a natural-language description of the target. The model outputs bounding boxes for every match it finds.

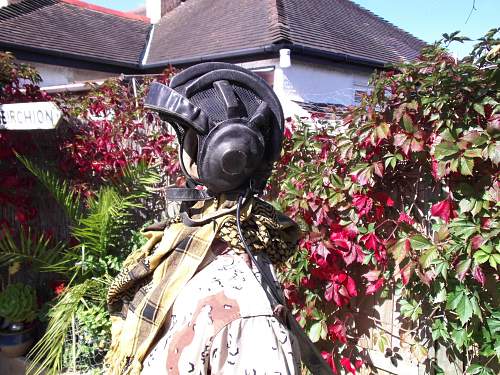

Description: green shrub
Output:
[0,283,37,324]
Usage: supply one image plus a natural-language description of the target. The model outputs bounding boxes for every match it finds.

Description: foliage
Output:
[57,73,178,192]
[0,52,177,374]
[29,279,106,375]
[62,303,111,373]
[24,160,160,375]
[0,51,48,103]
[272,29,499,374]
[0,226,66,271]
[0,53,51,229]
[0,283,37,323]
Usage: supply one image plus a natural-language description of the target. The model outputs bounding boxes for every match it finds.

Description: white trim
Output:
[39,81,106,94]
[141,24,156,66]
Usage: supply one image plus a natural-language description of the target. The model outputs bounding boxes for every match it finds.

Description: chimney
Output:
[161,0,184,13]
[145,0,162,23]
[0,0,23,8]
[146,0,185,23]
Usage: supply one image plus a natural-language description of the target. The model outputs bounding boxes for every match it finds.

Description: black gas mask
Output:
[144,62,284,196]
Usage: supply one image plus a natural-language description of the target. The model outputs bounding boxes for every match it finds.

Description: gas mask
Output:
[144,62,284,196]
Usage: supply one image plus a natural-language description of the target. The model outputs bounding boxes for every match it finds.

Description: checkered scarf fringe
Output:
[105,198,299,375]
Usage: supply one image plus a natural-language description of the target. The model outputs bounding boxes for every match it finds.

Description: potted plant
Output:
[0,283,38,357]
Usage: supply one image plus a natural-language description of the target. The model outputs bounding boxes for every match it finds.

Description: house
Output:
[0,0,426,116]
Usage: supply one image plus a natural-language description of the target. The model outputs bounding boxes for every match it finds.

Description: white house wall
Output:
[18,60,115,87]
[241,58,374,118]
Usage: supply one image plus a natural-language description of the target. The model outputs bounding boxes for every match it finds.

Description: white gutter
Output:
[39,80,108,94]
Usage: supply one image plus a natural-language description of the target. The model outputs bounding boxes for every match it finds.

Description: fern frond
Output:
[0,228,69,272]
[73,186,139,256]
[15,152,82,222]
[113,160,161,198]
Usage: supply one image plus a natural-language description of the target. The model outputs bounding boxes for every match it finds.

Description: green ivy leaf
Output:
[448,287,473,325]
[451,326,467,348]
[459,198,475,213]
[432,319,449,341]
[400,299,422,321]
[410,234,432,250]
[460,157,474,176]
[463,148,482,158]
[309,321,322,343]
[473,103,485,117]
[467,364,495,375]
[434,141,460,159]
[402,113,416,133]
[420,246,438,268]
[473,245,492,264]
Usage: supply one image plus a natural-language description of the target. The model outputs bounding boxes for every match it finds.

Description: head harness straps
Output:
[144,62,284,197]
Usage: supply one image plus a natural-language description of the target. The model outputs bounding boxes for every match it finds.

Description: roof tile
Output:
[0,0,150,67]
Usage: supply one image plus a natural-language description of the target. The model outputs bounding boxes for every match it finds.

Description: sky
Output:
[87,0,499,58]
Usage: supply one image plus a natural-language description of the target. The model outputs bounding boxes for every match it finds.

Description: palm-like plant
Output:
[10,155,160,375]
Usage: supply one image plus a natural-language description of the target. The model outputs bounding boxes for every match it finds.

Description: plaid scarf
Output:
[105,197,299,375]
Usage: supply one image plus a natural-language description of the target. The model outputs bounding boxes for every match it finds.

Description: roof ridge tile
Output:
[267,0,291,43]
[339,0,426,47]
[61,0,149,22]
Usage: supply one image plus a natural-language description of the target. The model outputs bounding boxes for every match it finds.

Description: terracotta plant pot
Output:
[0,322,35,358]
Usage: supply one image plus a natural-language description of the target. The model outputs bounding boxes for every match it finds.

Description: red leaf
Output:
[361,232,380,251]
[362,269,381,282]
[430,198,455,222]
[397,212,415,225]
[340,357,362,374]
[472,265,485,286]
[471,234,484,250]
[373,161,384,177]
[321,352,338,374]
[328,319,347,344]
[366,277,385,295]
[352,194,373,217]
[373,192,394,207]
[400,262,415,285]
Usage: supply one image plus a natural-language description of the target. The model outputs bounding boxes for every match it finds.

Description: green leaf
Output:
[463,148,482,158]
[420,247,438,268]
[432,319,449,341]
[400,299,422,321]
[473,103,485,117]
[309,321,322,343]
[473,245,492,264]
[410,234,432,250]
[460,157,474,176]
[486,311,500,334]
[320,320,328,340]
[433,288,447,304]
[455,258,471,280]
[402,113,416,133]
[459,198,475,213]
[434,141,460,159]
[375,122,390,139]
[472,134,489,146]
[449,289,473,325]
[451,326,467,348]
[470,295,482,320]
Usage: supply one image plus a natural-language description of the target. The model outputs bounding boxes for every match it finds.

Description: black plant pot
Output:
[0,322,35,358]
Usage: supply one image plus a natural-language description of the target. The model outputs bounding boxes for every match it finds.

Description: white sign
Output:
[0,102,62,130]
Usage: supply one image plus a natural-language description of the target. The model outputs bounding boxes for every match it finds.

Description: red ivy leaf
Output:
[328,318,347,344]
[365,277,385,295]
[472,264,485,286]
[471,234,484,250]
[430,198,455,222]
[321,352,338,374]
